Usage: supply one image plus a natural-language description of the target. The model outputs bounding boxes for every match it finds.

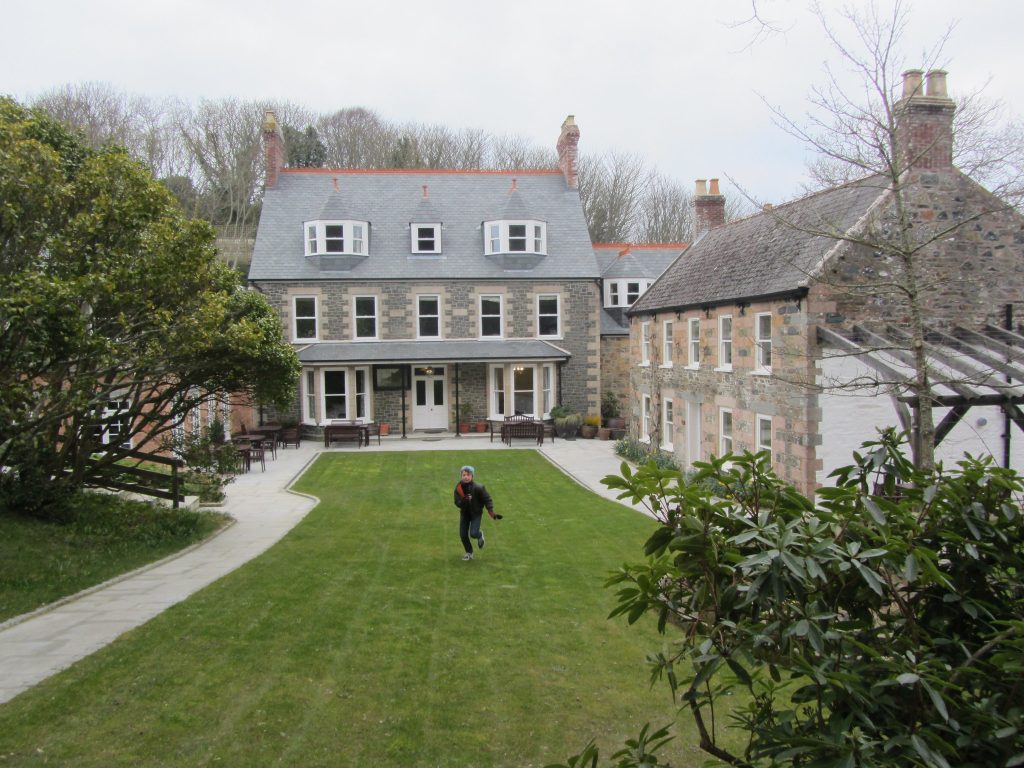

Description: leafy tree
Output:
[0,98,299,515]
[552,432,1024,767]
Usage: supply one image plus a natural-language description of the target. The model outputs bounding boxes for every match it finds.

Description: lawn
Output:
[0,494,227,624]
[0,451,710,767]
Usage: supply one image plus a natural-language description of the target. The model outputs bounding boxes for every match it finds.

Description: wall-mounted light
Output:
[423,366,434,376]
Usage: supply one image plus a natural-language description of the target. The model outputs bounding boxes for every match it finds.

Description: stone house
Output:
[596,243,685,410]
[628,70,1024,495]
[248,115,604,435]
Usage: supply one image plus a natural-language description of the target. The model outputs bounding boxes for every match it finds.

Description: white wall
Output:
[816,354,1024,486]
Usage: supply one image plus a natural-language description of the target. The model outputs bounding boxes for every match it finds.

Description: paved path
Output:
[0,434,644,704]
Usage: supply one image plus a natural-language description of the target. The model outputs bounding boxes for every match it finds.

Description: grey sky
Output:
[3,0,1021,205]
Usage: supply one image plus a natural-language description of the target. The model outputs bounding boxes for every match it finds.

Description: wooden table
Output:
[501,420,545,446]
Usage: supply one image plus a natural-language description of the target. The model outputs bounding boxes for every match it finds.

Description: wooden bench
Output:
[324,422,368,447]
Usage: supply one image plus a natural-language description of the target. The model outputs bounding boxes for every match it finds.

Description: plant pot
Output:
[379,423,390,436]
[605,417,626,430]
[598,427,612,440]
[579,425,597,439]
[475,421,488,433]
[458,423,470,434]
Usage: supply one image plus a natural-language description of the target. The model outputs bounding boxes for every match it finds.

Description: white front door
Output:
[413,365,448,430]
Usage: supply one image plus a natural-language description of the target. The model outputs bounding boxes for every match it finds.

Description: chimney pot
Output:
[262,110,285,189]
[694,175,725,237]
[901,69,924,99]
[925,69,948,98]
[556,115,581,189]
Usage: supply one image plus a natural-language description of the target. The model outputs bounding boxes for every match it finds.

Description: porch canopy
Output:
[818,323,1024,465]
[297,338,570,366]
[297,339,571,438]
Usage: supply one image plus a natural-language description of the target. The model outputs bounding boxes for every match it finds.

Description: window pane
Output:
[533,224,543,251]
[508,224,527,252]
[627,282,640,303]
[324,371,347,419]
[295,297,316,316]
[325,224,344,253]
[489,224,500,253]
[355,296,375,315]
[538,297,558,314]
[356,317,376,337]
[352,224,364,254]
[420,317,439,336]
[539,315,558,335]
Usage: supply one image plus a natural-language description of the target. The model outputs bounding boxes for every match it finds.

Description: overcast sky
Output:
[3,0,1021,205]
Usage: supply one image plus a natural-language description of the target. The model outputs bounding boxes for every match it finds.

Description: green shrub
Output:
[613,437,679,471]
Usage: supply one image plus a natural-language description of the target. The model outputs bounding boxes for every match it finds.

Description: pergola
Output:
[817,323,1024,467]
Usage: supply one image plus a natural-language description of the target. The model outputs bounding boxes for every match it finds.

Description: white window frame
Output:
[719,407,734,456]
[537,293,561,339]
[490,364,507,417]
[717,315,733,372]
[303,220,369,257]
[757,414,772,455]
[480,294,504,338]
[542,364,554,417]
[353,295,378,340]
[687,318,700,368]
[661,320,674,367]
[411,223,441,254]
[642,394,652,443]
[416,294,441,339]
[755,312,772,373]
[293,296,319,342]
[303,370,316,424]
[483,220,547,255]
[97,399,133,448]
[663,398,674,450]
[640,322,651,366]
[320,367,371,423]
[604,279,652,308]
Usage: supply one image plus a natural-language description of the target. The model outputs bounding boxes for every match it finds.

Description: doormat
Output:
[423,437,444,441]
[423,428,445,434]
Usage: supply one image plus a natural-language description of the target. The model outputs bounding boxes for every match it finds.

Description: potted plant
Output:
[378,422,391,436]
[458,402,472,433]
[602,390,625,430]
[475,418,488,433]
[598,425,612,440]
[551,406,582,440]
[580,414,600,438]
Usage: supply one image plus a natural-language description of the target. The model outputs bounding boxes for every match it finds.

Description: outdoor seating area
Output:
[489,414,546,446]
[231,423,288,471]
[324,420,370,448]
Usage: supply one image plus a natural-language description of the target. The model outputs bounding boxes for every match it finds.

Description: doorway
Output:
[412,365,447,430]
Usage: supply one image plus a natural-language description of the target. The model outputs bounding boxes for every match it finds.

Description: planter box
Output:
[579,425,597,439]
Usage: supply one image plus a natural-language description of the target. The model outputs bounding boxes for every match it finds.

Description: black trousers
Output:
[459,508,483,553]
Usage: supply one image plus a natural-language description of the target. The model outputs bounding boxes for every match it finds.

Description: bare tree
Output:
[762,0,1021,470]
[577,150,649,243]
[636,172,694,243]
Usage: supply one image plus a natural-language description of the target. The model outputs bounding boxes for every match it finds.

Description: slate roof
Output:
[630,176,889,314]
[249,169,599,281]
[593,244,684,279]
[296,338,570,364]
[594,244,686,334]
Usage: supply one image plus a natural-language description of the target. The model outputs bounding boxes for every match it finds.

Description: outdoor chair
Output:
[278,427,301,448]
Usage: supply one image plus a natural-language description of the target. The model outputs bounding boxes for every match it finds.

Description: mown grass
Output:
[0,493,228,623]
[0,451,727,767]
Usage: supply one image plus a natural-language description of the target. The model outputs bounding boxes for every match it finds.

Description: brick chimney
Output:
[262,110,285,189]
[556,115,580,189]
[694,177,725,237]
[895,69,955,173]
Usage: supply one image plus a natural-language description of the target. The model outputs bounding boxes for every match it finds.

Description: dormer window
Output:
[411,224,441,254]
[483,220,547,255]
[304,220,369,257]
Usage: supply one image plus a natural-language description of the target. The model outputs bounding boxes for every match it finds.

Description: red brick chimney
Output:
[556,115,580,189]
[694,178,725,237]
[896,69,955,173]
[262,110,285,189]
